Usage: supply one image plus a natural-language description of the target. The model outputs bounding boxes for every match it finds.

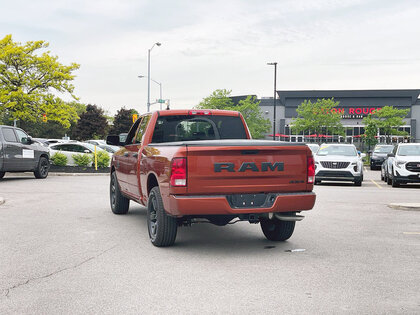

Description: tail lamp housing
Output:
[307,155,315,184]
[170,157,187,187]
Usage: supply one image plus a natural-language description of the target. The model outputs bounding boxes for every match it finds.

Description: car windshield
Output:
[307,144,319,154]
[374,145,393,153]
[397,145,420,156]
[317,145,357,156]
[99,144,119,153]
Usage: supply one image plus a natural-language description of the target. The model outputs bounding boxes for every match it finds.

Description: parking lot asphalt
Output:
[0,169,419,314]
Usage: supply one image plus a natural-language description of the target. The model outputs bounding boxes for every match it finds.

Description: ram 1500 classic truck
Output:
[107,109,316,247]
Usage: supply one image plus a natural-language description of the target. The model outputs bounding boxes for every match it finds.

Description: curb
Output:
[0,197,5,205]
[388,203,420,211]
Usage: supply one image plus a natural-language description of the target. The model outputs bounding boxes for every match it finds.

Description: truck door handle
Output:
[123,152,129,157]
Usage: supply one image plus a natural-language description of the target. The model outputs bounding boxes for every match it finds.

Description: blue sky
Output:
[1,0,420,115]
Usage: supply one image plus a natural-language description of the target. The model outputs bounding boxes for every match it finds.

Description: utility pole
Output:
[267,62,278,140]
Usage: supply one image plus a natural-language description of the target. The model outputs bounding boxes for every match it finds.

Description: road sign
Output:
[132,114,138,123]
[157,99,165,103]
[42,114,47,122]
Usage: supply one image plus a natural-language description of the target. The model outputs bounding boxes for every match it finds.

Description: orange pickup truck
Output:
[107,109,316,247]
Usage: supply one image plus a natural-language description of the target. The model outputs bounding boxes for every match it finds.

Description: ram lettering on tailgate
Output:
[214,162,284,172]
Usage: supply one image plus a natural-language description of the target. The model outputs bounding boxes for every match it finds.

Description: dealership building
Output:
[256,89,420,146]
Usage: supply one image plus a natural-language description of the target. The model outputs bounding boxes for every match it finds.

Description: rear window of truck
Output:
[151,115,247,143]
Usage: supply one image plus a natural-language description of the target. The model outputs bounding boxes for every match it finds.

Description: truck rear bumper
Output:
[168,192,316,216]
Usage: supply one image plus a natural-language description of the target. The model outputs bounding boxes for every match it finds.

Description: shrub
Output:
[72,153,92,167]
[91,150,111,168]
[51,152,68,166]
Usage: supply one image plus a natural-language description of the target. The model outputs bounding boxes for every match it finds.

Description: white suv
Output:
[314,144,364,186]
[386,143,420,187]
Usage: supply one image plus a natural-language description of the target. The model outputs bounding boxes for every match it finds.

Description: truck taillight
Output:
[170,158,187,187]
[188,110,212,115]
[307,156,315,184]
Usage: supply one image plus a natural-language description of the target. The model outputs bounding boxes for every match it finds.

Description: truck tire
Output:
[147,186,177,247]
[260,219,295,241]
[387,176,392,185]
[110,171,129,214]
[34,156,49,179]
[0,171,5,179]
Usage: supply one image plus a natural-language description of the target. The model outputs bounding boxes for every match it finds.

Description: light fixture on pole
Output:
[147,42,161,112]
[267,62,277,140]
[138,75,163,110]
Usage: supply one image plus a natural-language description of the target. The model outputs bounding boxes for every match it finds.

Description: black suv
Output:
[0,125,50,179]
[370,144,394,170]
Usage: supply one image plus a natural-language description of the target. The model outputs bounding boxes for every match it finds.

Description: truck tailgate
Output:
[186,142,310,195]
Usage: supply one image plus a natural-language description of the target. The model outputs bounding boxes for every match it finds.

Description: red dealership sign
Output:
[330,107,382,118]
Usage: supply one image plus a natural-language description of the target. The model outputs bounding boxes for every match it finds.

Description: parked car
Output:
[49,141,110,166]
[314,143,363,186]
[0,125,50,179]
[384,143,420,187]
[370,144,394,170]
[306,143,319,155]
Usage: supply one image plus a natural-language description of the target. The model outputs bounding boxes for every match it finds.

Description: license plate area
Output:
[227,193,276,209]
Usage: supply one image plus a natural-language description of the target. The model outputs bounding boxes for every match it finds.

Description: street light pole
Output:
[139,75,163,110]
[267,62,278,140]
[147,42,161,112]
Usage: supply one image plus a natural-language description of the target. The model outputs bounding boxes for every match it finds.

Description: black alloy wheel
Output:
[147,186,177,247]
[110,172,129,214]
[34,157,49,179]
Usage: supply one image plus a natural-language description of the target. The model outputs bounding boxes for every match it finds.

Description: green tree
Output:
[362,114,378,150]
[17,101,86,138]
[196,89,270,138]
[368,106,409,144]
[72,104,109,140]
[110,107,138,135]
[292,98,344,143]
[0,35,80,128]
[196,89,234,109]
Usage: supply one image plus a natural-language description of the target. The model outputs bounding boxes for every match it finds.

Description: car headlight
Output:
[395,160,406,168]
[351,162,357,165]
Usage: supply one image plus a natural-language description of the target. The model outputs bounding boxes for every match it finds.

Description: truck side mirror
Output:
[22,137,33,145]
[387,153,395,157]
[107,135,124,146]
